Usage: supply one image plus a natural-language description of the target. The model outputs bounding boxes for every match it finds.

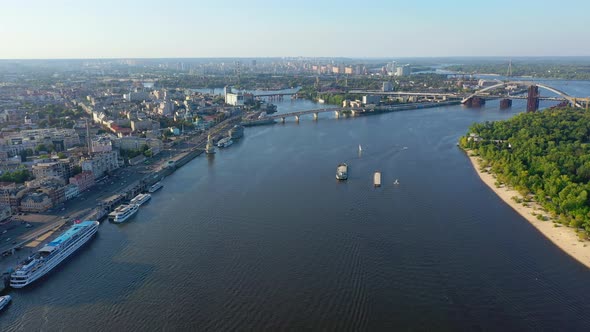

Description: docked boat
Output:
[148,182,163,193]
[110,204,139,223]
[217,137,233,148]
[205,135,216,154]
[228,125,244,140]
[130,193,151,206]
[10,221,100,288]
[336,163,348,180]
[0,295,11,311]
[374,171,382,187]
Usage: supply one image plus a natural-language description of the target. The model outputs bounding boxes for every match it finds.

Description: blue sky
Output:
[1,0,589,59]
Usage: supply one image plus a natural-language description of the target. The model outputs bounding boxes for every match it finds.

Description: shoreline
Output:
[465,151,590,269]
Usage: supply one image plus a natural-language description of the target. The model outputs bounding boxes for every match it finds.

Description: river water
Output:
[2,80,590,331]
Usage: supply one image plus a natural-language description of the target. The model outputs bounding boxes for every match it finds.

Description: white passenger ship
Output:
[110,204,139,223]
[130,193,151,206]
[10,221,100,288]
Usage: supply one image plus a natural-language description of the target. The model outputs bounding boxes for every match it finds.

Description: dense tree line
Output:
[0,169,32,183]
[460,108,590,236]
[445,63,590,80]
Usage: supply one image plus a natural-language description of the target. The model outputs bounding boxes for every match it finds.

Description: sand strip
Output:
[465,151,590,268]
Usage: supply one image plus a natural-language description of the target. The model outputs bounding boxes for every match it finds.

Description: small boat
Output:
[0,295,12,311]
[393,179,399,185]
[403,147,408,150]
[358,144,362,152]
[148,182,163,193]
[336,163,348,180]
[217,137,233,148]
[374,171,381,187]
[130,193,151,206]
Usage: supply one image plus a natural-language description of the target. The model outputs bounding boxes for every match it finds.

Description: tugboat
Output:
[0,295,12,311]
[336,163,348,180]
[205,135,216,154]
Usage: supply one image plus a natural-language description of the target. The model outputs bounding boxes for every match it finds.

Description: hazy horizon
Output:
[2,0,590,59]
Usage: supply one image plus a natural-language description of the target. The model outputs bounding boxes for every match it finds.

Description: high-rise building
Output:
[382,81,394,92]
[396,65,411,77]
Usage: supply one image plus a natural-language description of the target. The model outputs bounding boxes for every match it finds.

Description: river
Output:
[1,80,590,330]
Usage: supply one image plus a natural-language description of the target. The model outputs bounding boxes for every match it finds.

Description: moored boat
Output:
[148,182,163,193]
[217,137,233,148]
[228,125,244,140]
[111,204,139,223]
[130,193,151,206]
[0,295,12,311]
[10,221,100,288]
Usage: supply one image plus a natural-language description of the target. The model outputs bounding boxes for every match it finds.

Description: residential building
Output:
[0,183,25,211]
[225,92,244,106]
[0,204,11,222]
[131,119,158,132]
[114,136,162,153]
[81,151,121,179]
[41,184,66,205]
[124,91,150,102]
[158,100,174,116]
[64,184,79,200]
[396,65,411,77]
[69,171,95,191]
[0,128,80,156]
[91,135,113,153]
[20,192,52,213]
[31,160,73,184]
[362,95,381,105]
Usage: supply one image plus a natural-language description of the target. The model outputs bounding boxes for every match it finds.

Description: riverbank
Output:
[465,151,590,269]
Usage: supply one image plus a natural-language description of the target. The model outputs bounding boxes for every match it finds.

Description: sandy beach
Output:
[466,152,590,269]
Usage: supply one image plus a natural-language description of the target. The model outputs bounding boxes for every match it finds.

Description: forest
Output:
[459,108,590,237]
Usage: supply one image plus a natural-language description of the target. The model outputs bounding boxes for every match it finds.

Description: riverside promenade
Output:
[0,115,242,281]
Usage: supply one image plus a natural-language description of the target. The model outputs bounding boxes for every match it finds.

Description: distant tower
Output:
[506,59,513,77]
[86,118,92,154]
[236,61,241,85]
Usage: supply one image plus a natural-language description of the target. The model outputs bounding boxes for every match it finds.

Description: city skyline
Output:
[1,0,590,59]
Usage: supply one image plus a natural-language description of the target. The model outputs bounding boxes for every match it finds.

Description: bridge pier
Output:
[351,110,356,116]
[295,115,300,122]
[280,117,285,123]
[334,110,340,118]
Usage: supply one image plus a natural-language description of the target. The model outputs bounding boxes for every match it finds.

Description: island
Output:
[459,107,590,268]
